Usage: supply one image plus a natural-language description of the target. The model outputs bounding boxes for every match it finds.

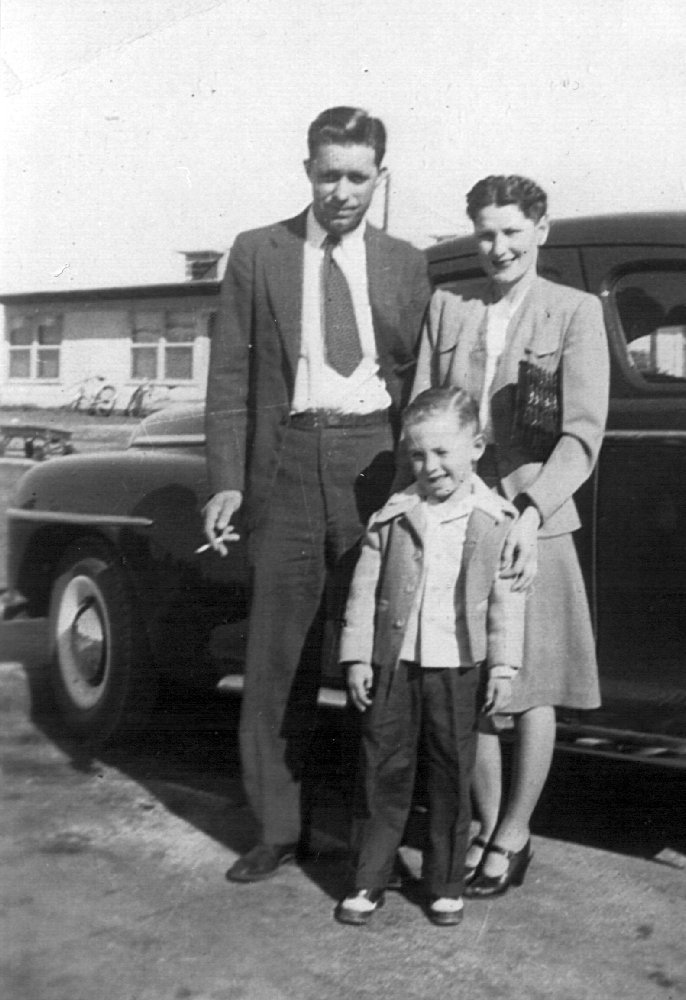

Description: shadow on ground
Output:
[20,654,686,902]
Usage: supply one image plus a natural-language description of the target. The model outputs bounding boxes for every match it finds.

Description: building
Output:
[0,252,224,410]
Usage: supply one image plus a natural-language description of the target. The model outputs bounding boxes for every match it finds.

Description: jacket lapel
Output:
[458,300,489,400]
[263,212,307,381]
[365,225,396,347]
[403,502,427,548]
[490,277,558,396]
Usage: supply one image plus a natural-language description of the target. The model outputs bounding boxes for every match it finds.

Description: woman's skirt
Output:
[506,531,601,713]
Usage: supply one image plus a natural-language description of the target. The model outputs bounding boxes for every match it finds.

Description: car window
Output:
[613,267,686,386]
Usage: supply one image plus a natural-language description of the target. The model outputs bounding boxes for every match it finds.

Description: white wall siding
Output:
[1,290,217,410]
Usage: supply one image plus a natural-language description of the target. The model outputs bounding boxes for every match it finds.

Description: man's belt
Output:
[288,408,389,429]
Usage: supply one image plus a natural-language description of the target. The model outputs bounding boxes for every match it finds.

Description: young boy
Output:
[335,387,525,927]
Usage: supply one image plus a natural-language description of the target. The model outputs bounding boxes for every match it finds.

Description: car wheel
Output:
[48,539,156,743]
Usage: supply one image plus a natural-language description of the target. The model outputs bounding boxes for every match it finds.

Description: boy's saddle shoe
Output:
[225,842,299,883]
[426,896,464,927]
[334,889,385,926]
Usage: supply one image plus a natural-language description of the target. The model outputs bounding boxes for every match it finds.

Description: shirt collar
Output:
[373,474,514,525]
[489,274,535,318]
[424,488,475,522]
[306,206,366,250]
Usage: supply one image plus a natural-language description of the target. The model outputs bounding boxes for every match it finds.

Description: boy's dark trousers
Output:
[351,660,480,898]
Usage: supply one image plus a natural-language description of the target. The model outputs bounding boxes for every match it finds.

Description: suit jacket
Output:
[412,276,610,537]
[205,210,431,528]
[339,480,525,674]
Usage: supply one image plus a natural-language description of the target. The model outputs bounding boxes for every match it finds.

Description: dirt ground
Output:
[1,618,685,1000]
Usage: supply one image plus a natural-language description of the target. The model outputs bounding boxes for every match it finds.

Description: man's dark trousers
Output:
[239,417,394,846]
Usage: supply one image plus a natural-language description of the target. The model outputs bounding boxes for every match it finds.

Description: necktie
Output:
[321,236,363,377]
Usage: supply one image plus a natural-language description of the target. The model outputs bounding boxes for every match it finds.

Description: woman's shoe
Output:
[464,840,532,899]
[464,835,489,887]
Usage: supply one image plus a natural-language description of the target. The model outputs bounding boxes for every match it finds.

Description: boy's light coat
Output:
[339,478,526,675]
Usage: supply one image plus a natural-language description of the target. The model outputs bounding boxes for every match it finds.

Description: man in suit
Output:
[203,107,431,882]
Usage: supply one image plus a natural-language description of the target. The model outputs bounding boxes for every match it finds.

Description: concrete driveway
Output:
[1,616,685,1000]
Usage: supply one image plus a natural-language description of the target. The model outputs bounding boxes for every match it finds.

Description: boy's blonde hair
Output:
[402,387,480,435]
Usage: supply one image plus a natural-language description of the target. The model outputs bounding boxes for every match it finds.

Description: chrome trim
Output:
[126,429,686,448]
[604,430,686,441]
[6,508,153,528]
[217,675,686,766]
[556,721,686,752]
[130,434,205,449]
[130,430,686,447]
[217,673,347,710]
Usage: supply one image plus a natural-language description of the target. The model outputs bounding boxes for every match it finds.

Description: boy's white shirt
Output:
[400,487,474,666]
[371,474,519,675]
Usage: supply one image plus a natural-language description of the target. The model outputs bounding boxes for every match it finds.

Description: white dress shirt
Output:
[291,208,391,415]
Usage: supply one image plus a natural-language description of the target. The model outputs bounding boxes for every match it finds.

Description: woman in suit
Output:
[412,175,609,897]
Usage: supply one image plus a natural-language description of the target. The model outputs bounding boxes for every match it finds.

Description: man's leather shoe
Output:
[334,889,385,926]
[225,842,298,883]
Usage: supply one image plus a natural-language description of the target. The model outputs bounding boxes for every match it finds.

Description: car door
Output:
[583,245,686,737]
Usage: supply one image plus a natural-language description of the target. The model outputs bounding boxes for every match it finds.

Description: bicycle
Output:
[66,375,117,416]
[124,381,174,418]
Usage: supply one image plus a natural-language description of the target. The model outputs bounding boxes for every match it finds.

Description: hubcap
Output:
[55,573,110,709]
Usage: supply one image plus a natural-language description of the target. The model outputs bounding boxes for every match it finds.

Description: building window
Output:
[131,308,196,381]
[8,314,62,379]
[614,267,686,386]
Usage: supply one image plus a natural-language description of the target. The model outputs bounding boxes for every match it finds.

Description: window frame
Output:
[129,307,197,382]
[7,312,63,381]
[605,259,686,396]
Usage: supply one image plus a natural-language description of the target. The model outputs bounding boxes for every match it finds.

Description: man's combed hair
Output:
[466,175,548,223]
[402,387,480,434]
[307,106,387,166]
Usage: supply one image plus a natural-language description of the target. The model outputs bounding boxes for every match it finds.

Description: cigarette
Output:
[194,543,212,553]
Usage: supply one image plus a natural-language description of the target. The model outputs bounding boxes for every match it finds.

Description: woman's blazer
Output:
[412,276,610,537]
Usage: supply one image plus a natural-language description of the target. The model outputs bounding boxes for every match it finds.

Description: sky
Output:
[1,0,684,293]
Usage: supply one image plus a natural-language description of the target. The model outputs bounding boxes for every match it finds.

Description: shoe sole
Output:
[427,911,464,927]
[334,896,385,926]
[225,852,297,883]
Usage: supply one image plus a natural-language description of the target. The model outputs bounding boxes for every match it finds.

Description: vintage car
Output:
[4,211,686,764]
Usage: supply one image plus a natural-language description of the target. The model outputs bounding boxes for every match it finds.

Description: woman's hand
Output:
[500,505,541,592]
[483,676,513,716]
[346,662,374,712]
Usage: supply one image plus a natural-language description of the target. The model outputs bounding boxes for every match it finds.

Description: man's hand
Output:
[202,490,243,556]
[346,662,375,712]
[483,676,513,716]
[500,505,540,591]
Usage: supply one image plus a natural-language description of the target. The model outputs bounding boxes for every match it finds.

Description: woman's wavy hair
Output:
[466,175,548,223]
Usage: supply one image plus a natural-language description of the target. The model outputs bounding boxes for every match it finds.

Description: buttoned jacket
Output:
[205,210,431,529]
[339,481,526,674]
[412,276,610,536]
